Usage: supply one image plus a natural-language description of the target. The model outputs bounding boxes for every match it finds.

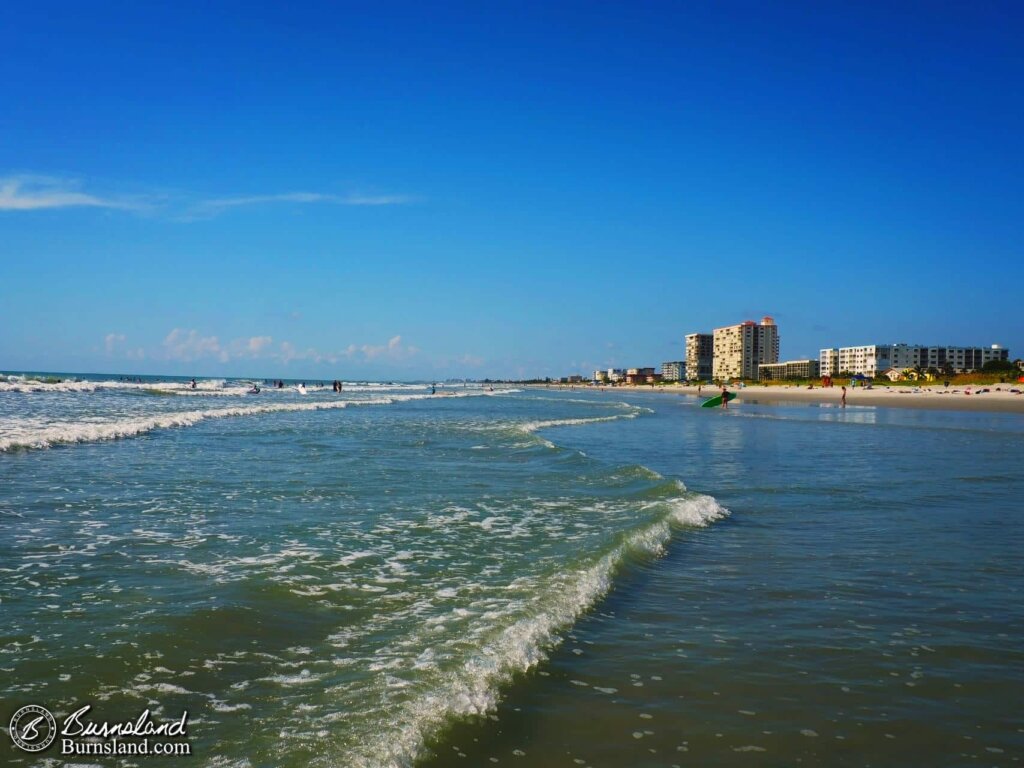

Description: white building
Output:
[832,343,1009,377]
[712,317,780,380]
[820,348,839,377]
[606,368,626,383]
[661,361,685,381]
[920,345,1008,372]
[836,344,907,377]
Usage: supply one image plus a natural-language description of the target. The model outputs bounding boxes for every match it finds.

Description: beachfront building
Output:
[820,348,839,377]
[919,345,1008,372]
[661,361,685,382]
[712,317,780,381]
[758,359,820,381]
[685,333,714,381]
[836,345,899,377]
[625,367,656,385]
[607,368,626,383]
[880,368,904,382]
[593,370,609,383]
[834,343,1010,377]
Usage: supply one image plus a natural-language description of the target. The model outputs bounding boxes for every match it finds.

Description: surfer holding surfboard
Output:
[700,384,737,409]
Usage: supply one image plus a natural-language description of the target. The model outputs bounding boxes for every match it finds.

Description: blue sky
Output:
[2,1,1022,379]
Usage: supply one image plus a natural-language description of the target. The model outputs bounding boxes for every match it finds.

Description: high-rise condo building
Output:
[685,333,714,381]
[712,317,780,380]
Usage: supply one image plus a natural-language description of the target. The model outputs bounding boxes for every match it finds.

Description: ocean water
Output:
[1,375,1022,766]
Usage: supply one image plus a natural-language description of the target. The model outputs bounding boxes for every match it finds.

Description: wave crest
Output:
[342,492,728,768]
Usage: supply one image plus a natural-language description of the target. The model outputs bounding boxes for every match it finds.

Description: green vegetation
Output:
[758,371,1022,387]
[982,359,1018,372]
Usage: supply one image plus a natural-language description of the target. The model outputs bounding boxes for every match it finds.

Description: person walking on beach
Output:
[841,385,847,407]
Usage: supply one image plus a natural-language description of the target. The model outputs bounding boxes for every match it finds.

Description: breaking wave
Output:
[0,391,496,452]
[342,488,728,768]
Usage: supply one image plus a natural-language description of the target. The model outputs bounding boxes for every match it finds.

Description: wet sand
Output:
[550,383,1024,414]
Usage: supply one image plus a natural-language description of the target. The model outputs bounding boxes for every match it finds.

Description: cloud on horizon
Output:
[162,329,228,363]
[346,334,418,361]
[104,333,126,354]
[133,330,419,369]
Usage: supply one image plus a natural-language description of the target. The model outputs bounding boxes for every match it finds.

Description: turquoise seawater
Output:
[1,375,1022,766]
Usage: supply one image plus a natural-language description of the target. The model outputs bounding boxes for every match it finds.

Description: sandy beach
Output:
[551,383,1024,414]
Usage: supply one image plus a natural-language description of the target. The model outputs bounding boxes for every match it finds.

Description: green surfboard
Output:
[701,391,737,408]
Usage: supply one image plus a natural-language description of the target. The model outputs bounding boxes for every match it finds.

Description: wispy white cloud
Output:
[104,333,126,355]
[266,334,419,367]
[1,173,415,219]
[127,328,422,369]
[245,336,273,355]
[278,342,338,365]
[162,328,228,363]
[344,335,418,361]
[341,194,413,206]
[187,191,413,219]
[101,333,145,360]
[0,175,143,211]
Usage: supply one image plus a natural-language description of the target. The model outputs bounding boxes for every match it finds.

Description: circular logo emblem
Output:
[9,705,57,752]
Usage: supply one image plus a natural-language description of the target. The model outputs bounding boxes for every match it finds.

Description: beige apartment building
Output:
[712,317,780,380]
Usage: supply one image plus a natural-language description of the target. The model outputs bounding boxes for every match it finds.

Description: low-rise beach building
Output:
[661,361,685,381]
[625,367,656,385]
[836,345,899,377]
[758,359,820,381]
[919,345,1008,372]
[833,343,1010,376]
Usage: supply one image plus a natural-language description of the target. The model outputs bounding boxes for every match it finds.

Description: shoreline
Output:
[533,383,1024,414]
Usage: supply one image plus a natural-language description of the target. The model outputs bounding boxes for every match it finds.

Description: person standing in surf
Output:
[721,384,729,409]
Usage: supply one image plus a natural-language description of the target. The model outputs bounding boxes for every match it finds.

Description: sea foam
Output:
[339,490,728,768]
